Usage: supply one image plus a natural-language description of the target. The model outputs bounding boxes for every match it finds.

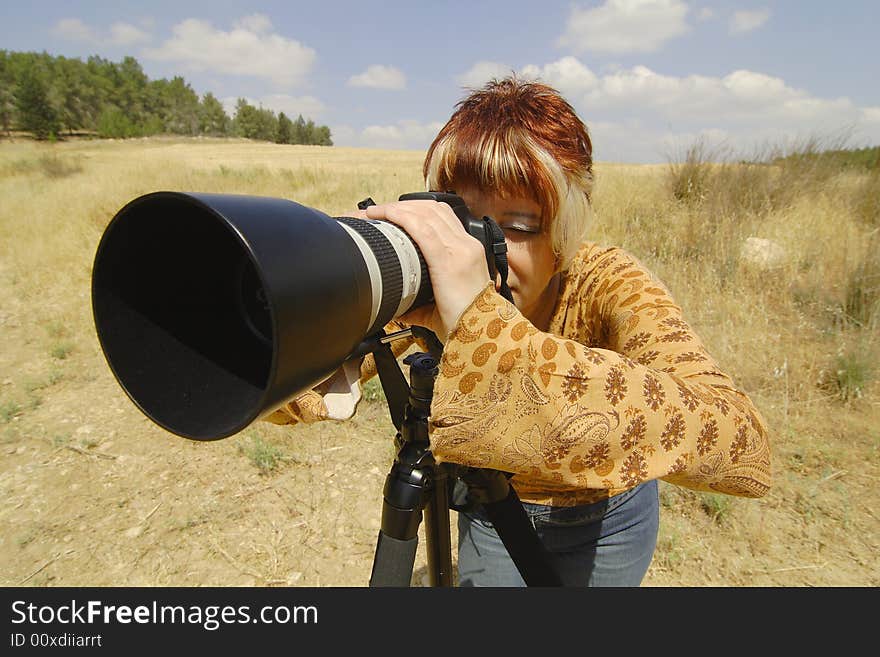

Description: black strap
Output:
[371,334,410,431]
[452,467,563,586]
[484,216,514,304]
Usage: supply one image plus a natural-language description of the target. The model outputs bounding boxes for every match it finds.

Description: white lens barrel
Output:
[335,217,428,336]
[367,220,423,319]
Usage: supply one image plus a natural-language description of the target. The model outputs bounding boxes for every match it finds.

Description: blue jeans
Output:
[456,480,659,587]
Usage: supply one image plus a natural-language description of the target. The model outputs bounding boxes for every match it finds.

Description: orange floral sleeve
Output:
[428,243,772,506]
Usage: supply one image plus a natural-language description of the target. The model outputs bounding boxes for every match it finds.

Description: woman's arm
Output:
[429,246,772,498]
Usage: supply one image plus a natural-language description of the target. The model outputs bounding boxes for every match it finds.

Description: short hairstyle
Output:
[423,75,594,270]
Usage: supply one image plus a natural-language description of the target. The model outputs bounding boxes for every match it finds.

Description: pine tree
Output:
[314,124,333,146]
[292,114,307,144]
[3,51,333,144]
[233,98,260,138]
[16,70,59,140]
[276,112,293,144]
[0,51,14,136]
[199,92,229,136]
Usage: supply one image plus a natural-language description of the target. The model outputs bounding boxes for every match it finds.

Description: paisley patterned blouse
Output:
[266,241,773,507]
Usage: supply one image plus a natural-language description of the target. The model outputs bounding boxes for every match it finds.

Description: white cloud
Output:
[579,64,855,125]
[347,65,406,90]
[659,126,732,159]
[586,118,654,162]
[448,55,880,160]
[362,120,445,148]
[51,18,97,42]
[730,8,771,34]
[456,61,514,88]
[862,107,880,123]
[143,16,315,89]
[329,124,357,146]
[513,56,880,161]
[696,7,715,21]
[557,0,690,54]
[109,22,151,46]
[260,94,326,118]
[573,116,743,164]
[330,120,444,150]
[352,51,880,161]
[51,18,151,46]
[521,57,599,95]
[234,14,273,33]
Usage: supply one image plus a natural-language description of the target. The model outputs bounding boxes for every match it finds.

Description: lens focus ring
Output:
[336,217,404,335]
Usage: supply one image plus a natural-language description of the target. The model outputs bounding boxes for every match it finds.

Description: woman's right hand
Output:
[353,200,492,340]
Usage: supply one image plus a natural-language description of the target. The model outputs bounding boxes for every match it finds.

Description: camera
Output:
[91,190,507,440]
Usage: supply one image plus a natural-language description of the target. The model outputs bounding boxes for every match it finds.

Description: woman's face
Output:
[455,186,559,323]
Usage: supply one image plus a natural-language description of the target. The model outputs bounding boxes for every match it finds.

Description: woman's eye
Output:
[501,225,540,235]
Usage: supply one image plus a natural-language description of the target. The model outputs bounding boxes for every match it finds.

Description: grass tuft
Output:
[38,154,84,179]
[1,400,23,423]
[361,378,386,403]
[238,435,284,475]
[50,342,74,360]
[832,348,875,403]
[699,493,734,525]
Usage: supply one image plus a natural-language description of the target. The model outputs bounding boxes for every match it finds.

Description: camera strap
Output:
[365,325,444,431]
[370,335,410,431]
[483,216,514,304]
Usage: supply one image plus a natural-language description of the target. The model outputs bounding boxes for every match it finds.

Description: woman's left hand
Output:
[355,200,492,340]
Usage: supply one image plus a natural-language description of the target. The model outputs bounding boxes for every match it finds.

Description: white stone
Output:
[740,237,787,271]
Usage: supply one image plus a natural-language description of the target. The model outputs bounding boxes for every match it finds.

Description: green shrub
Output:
[238,435,283,475]
[97,108,138,138]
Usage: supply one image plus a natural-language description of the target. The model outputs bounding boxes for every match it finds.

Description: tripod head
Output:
[403,352,439,413]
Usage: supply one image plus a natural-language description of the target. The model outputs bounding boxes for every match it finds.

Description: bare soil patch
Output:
[1,138,877,588]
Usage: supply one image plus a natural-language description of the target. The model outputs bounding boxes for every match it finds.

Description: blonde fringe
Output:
[425,131,593,271]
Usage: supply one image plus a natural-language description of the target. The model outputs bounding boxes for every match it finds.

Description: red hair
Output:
[423,76,594,268]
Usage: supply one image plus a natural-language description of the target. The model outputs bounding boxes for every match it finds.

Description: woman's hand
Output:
[356,200,492,340]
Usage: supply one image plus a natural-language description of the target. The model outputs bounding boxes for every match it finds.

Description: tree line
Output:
[0,50,332,145]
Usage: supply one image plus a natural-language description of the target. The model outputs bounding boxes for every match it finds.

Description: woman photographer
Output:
[267,76,772,586]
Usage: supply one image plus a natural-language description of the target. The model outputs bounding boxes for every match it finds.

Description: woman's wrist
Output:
[442,281,496,342]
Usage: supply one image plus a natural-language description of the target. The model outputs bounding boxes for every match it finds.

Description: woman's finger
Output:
[361,199,491,339]
[365,200,463,242]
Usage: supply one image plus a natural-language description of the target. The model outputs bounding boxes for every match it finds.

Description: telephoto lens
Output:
[91,191,497,441]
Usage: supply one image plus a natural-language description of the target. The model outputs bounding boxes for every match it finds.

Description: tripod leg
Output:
[422,468,453,586]
[367,350,453,587]
[368,460,428,587]
[369,532,419,587]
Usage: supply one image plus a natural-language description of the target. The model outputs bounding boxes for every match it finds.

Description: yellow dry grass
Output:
[0,136,877,587]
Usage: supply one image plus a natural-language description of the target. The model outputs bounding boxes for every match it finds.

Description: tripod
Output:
[362,329,562,587]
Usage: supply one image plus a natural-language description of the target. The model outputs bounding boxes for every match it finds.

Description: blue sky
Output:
[3,0,878,162]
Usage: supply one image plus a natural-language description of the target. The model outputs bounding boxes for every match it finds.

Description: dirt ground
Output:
[0,268,453,587]
[1,138,877,588]
[2,293,876,588]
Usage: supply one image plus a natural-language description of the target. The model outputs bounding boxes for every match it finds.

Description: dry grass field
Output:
[0,136,877,587]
